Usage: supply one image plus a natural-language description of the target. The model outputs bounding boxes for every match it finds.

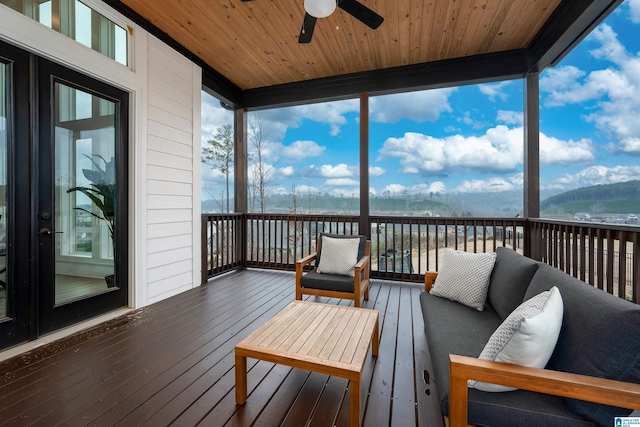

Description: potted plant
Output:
[67,154,116,287]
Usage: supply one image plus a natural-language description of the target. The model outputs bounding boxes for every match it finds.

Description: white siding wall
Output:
[145,36,201,305]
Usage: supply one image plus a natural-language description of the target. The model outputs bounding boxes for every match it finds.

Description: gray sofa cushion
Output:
[420,291,501,404]
[420,291,590,426]
[526,264,640,426]
[299,270,354,292]
[488,247,539,320]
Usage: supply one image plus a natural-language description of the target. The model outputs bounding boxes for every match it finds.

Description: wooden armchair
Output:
[296,234,371,307]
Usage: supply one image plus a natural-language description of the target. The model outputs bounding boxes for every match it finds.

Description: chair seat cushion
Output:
[300,270,354,293]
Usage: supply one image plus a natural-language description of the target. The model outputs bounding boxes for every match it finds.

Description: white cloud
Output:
[380,182,446,195]
[629,0,640,23]
[370,88,455,123]
[425,181,447,194]
[381,183,407,195]
[294,184,319,193]
[269,186,289,195]
[478,82,511,102]
[201,93,234,147]
[369,166,386,177]
[326,178,359,186]
[497,110,523,126]
[410,182,447,194]
[279,166,295,177]
[552,165,640,188]
[457,111,487,129]
[454,178,515,193]
[539,134,594,164]
[318,163,354,178]
[280,140,325,160]
[377,126,594,176]
[540,24,640,151]
[619,137,640,155]
[249,99,359,144]
[540,66,591,107]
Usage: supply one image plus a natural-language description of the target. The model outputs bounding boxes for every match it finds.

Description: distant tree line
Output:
[541,180,640,211]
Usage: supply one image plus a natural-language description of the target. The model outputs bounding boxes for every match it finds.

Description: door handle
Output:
[38,228,63,236]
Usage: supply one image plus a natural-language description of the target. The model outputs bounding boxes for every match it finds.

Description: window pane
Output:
[201,91,235,213]
[0,0,128,66]
[539,4,640,225]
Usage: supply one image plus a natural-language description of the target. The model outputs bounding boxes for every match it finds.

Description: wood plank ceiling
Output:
[108,0,620,108]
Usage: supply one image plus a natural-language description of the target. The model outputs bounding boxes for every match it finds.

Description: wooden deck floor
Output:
[0,269,443,427]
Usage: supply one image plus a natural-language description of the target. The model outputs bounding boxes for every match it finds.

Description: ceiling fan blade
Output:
[299,13,317,44]
[338,0,384,29]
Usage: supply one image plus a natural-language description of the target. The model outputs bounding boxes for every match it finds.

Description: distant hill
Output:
[541,181,640,214]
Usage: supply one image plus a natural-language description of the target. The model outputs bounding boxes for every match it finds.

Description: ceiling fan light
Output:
[304,0,336,19]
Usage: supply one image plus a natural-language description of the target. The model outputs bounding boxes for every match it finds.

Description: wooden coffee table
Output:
[235,300,379,426]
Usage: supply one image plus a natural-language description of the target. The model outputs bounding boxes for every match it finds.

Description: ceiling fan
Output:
[298,0,384,43]
[242,0,384,44]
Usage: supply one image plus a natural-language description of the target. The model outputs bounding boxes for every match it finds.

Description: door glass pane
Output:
[54,82,116,304]
[0,63,6,318]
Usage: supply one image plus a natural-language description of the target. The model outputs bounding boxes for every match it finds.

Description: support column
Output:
[359,93,370,238]
[234,108,247,213]
[524,74,540,219]
[234,108,248,266]
[524,74,540,259]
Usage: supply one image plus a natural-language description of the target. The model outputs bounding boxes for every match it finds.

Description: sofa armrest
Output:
[448,354,640,427]
[425,271,438,292]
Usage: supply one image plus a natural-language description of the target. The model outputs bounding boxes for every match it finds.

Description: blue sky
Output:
[201,0,640,204]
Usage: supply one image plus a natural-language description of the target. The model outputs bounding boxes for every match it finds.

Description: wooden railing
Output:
[201,213,639,303]
[201,213,244,284]
[369,216,526,282]
[530,219,640,303]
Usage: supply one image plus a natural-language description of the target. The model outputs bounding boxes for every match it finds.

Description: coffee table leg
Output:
[235,352,247,404]
[350,377,361,426]
[372,317,379,357]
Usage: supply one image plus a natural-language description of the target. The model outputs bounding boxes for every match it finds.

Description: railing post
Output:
[201,215,208,285]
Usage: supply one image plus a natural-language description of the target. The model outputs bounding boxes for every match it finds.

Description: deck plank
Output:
[0,270,439,427]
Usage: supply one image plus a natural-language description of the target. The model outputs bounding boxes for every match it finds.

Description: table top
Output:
[236,300,378,375]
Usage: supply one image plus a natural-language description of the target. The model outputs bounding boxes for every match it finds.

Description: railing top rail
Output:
[202,213,244,219]
[529,217,640,232]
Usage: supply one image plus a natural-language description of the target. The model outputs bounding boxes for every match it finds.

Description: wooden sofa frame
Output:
[295,241,371,307]
[424,272,640,427]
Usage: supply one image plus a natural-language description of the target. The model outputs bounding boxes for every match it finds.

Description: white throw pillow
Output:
[429,249,497,311]
[316,235,360,277]
[469,286,564,392]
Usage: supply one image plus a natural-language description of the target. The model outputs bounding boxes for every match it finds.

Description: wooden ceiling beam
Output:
[527,0,623,72]
[241,49,529,109]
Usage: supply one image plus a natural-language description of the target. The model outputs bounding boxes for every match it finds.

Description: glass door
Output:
[37,58,128,335]
[0,61,6,320]
[0,40,31,348]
